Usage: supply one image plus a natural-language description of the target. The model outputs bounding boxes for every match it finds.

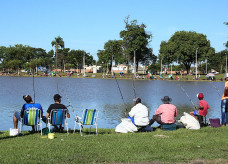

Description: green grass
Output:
[0,127,228,163]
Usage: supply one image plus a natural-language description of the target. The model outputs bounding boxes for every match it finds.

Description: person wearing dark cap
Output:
[149,96,177,126]
[46,94,70,131]
[190,93,210,123]
[128,97,149,127]
[13,95,46,132]
[221,73,228,126]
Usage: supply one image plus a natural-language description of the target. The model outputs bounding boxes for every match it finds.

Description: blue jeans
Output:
[221,99,228,125]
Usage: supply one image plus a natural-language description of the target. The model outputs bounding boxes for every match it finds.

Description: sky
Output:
[0,0,227,60]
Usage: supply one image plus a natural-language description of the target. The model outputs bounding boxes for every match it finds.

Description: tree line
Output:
[0,36,95,74]
[0,17,227,75]
[97,17,228,74]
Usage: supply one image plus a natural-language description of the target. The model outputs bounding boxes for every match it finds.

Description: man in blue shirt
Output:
[13,95,46,132]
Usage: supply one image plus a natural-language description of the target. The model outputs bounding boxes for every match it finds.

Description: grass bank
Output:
[0,127,228,163]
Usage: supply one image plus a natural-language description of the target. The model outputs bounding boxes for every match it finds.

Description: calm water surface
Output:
[0,76,224,131]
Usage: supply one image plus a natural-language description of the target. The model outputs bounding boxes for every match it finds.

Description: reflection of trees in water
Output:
[102,103,133,126]
[176,104,194,119]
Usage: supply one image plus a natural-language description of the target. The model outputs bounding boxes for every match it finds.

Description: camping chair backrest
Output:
[50,109,66,125]
[23,108,41,126]
[82,109,97,125]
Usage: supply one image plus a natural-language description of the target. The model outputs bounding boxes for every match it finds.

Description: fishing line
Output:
[32,68,36,103]
[209,82,222,97]
[56,76,60,94]
[61,88,76,114]
[132,75,137,98]
[113,72,128,116]
[178,84,197,110]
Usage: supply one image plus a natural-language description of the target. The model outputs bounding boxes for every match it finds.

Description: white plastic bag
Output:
[178,112,200,130]
[115,118,138,133]
[9,128,19,136]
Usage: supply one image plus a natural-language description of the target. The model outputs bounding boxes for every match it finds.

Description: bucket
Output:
[48,133,55,139]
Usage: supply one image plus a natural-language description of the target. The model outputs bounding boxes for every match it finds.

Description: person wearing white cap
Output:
[128,97,149,127]
[221,73,228,126]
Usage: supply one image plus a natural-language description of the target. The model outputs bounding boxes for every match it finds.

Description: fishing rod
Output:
[178,84,197,110]
[61,88,76,114]
[132,75,137,99]
[209,82,222,97]
[56,76,60,94]
[32,68,36,103]
[113,72,128,116]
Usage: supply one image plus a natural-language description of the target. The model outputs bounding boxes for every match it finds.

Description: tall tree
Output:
[97,50,109,73]
[159,31,214,74]
[120,17,152,72]
[225,22,228,47]
[66,50,94,72]
[104,40,123,73]
[58,48,70,72]
[51,36,64,72]
[208,50,228,73]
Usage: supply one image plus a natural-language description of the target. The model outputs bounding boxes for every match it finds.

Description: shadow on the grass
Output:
[0,131,39,140]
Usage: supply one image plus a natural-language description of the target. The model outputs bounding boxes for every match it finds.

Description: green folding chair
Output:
[20,108,42,135]
[74,109,98,136]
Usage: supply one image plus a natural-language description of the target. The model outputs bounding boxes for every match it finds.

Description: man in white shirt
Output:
[128,98,149,127]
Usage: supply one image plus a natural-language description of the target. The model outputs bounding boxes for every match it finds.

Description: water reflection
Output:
[0,76,224,130]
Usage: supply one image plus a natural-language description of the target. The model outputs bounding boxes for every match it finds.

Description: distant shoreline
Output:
[0,72,225,82]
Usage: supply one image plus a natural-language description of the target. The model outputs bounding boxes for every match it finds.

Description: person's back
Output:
[13,95,46,132]
[22,103,43,117]
[46,94,70,132]
[149,96,177,126]
[129,103,149,126]
[155,104,177,124]
[47,103,67,112]
[198,99,209,117]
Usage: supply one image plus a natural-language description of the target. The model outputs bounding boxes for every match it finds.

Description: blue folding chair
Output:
[47,109,69,134]
[20,108,42,135]
[74,109,98,136]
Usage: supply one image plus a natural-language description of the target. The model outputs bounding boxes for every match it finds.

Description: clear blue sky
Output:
[0,0,227,60]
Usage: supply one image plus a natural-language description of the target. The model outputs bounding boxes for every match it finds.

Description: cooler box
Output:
[161,124,177,131]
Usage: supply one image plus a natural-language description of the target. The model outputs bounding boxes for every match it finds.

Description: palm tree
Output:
[51,36,64,73]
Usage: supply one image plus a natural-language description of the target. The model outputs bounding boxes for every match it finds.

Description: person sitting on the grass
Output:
[13,95,46,132]
[190,93,210,125]
[128,97,149,127]
[46,94,70,132]
[149,96,177,126]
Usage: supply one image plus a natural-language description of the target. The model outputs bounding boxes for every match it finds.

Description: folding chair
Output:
[74,109,98,136]
[47,109,69,134]
[209,118,221,127]
[20,107,42,135]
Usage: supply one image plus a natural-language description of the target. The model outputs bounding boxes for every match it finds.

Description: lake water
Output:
[0,76,224,131]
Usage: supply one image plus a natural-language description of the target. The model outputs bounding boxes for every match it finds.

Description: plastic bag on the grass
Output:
[178,112,200,130]
[9,128,19,136]
[115,118,138,133]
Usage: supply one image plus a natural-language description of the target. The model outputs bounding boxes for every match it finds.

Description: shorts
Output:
[194,111,199,116]
[14,111,21,122]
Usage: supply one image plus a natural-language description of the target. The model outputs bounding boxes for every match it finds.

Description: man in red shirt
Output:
[190,93,210,124]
